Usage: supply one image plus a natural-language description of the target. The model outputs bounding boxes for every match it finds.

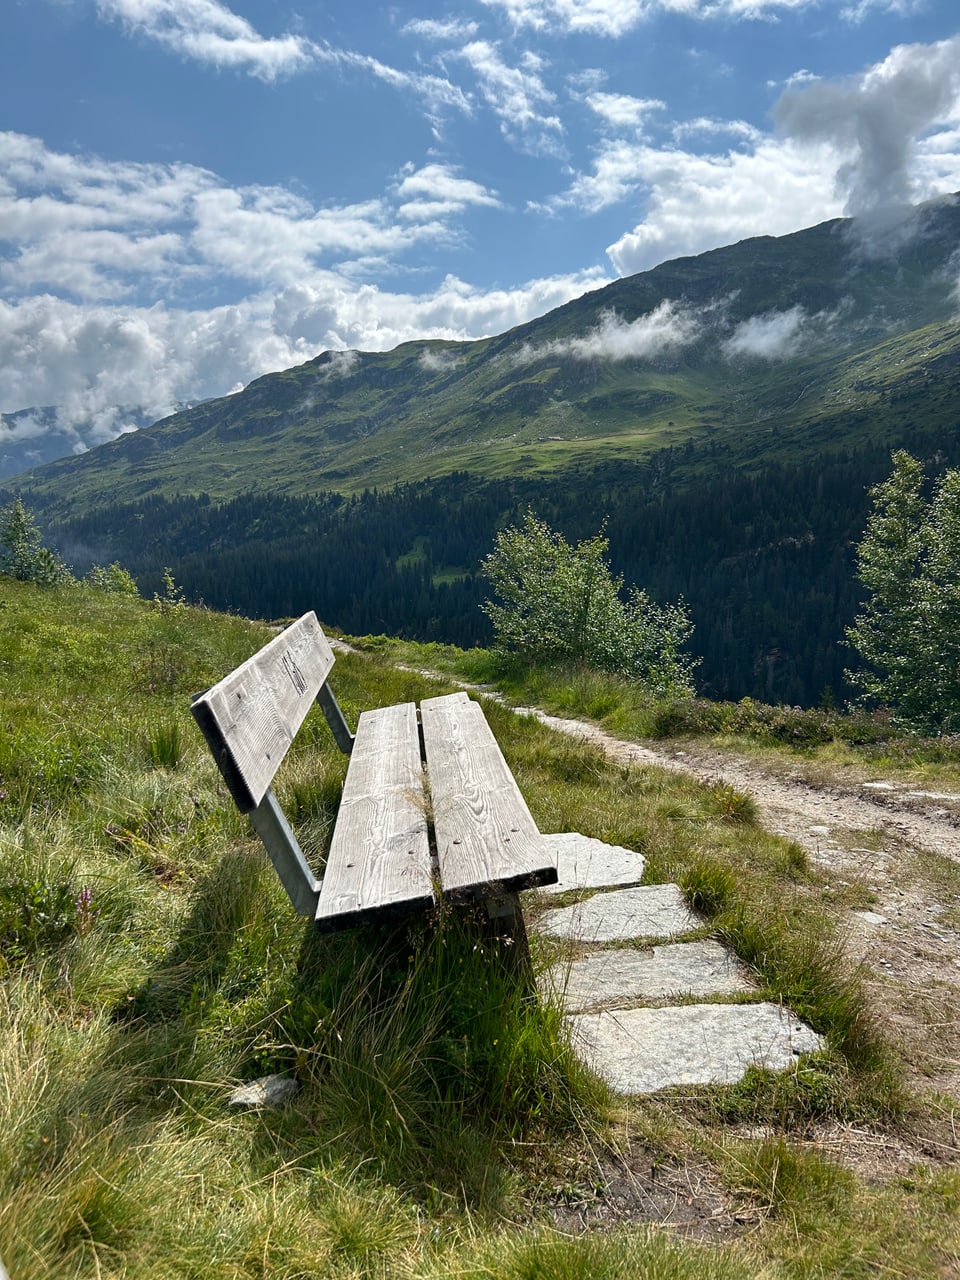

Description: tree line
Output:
[23,428,957,709]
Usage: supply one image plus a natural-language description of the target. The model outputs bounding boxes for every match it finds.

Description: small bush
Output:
[86,562,139,596]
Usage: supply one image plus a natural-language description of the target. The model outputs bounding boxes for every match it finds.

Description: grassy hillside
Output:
[2,578,959,1276]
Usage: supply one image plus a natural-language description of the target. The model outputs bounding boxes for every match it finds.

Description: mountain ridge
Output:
[11,194,960,515]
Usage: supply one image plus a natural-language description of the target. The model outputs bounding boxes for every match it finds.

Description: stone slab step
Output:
[536,883,701,944]
[541,940,754,1013]
[540,831,646,894]
[568,1002,825,1094]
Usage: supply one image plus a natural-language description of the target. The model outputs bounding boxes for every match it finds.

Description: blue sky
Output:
[2,0,960,446]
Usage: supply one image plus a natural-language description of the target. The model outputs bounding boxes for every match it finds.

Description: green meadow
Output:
[1,579,958,1277]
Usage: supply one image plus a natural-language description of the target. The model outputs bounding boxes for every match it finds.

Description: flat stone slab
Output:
[541,940,754,1012]
[540,832,646,894]
[569,1002,825,1094]
[536,884,701,943]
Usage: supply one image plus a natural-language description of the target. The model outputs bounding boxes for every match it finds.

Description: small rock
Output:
[853,910,888,926]
[228,1074,299,1109]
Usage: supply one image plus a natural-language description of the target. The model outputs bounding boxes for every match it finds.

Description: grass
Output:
[2,579,959,1277]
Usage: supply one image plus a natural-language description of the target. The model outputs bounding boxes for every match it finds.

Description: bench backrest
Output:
[191,611,335,813]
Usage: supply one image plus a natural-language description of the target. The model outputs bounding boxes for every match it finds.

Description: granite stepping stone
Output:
[540,831,646,894]
[541,940,754,1013]
[568,1002,825,1094]
[536,883,700,944]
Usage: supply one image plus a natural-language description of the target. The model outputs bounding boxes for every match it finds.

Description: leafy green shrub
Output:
[86,561,140,596]
[152,567,187,615]
[481,513,697,696]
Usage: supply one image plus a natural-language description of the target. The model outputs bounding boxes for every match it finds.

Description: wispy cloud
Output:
[400,17,480,42]
[722,306,810,359]
[96,0,318,80]
[480,0,831,38]
[0,134,502,302]
[456,41,564,155]
[558,35,960,275]
[317,47,472,124]
[585,92,665,129]
[94,1,473,124]
[419,348,463,372]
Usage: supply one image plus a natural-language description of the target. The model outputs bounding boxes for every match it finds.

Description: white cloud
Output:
[400,17,480,41]
[480,0,829,38]
[269,269,610,353]
[0,129,614,434]
[516,301,701,364]
[609,140,843,274]
[318,47,472,123]
[842,0,924,21]
[96,0,318,80]
[722,306,809,359]
[419,348,463,372]
[0,134,506,303]
[0,267,610,435]
[456,41,564,155]
[586,92,665,129]
[775,35,960,216]
[564,34,960,277]
[394,164,501,220]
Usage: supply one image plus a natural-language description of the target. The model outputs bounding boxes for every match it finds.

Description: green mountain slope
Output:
[15,196,960,514]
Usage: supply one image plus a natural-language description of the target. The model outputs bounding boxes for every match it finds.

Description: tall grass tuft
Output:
[145,718,183,770]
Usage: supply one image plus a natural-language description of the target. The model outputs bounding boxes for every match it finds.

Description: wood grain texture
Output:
[420,693,558,902]
[316,701,434,931]
[191,612,334,811]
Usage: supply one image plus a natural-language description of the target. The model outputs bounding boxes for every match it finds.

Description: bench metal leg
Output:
[249,789,322,917]
[484,892,534,983]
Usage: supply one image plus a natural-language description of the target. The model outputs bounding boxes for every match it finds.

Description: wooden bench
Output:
[190,612,558,937]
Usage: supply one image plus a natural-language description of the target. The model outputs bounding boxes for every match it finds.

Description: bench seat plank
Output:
[316,701,433,932]
[192,611,334,812]
[420,692,558,902]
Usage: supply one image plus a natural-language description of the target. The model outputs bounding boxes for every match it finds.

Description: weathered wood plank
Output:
[420,693,558,902]
[316,701,433,931]
[191,612,334,812]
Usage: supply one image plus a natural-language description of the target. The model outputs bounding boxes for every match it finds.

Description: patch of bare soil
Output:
[541,1139,744,1241]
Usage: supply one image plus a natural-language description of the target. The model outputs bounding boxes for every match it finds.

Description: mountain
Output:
[14,195,960,515]
[0,405,164,482]
[9,196,960,709]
